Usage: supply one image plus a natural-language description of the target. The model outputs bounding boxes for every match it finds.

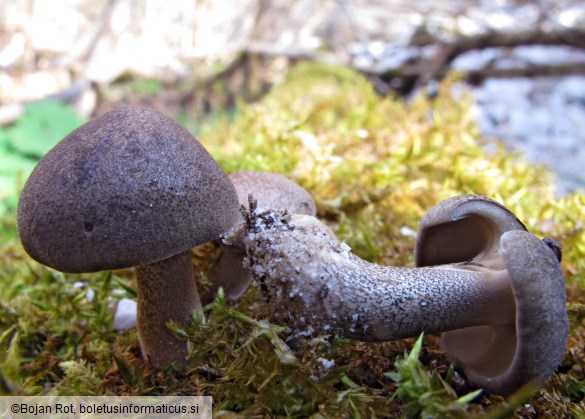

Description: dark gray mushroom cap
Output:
[415,194,526,267]
[440,230,568,395]
[17,107,239,273]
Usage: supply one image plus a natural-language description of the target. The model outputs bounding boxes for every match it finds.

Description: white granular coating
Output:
[244,209,510,341]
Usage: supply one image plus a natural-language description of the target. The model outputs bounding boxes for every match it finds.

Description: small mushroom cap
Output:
[440,230,568,395]
[415,195,526,268]
[203,171,316,303]
[17,107,239,273]
[225,171,317,249]
[230,171,316,215]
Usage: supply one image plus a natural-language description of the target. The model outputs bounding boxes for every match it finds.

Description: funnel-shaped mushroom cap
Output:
[17,107,239,273]
[440,230,568,395]
[415,195,526,268]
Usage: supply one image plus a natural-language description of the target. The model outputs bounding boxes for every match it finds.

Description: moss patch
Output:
[1,62,584,417]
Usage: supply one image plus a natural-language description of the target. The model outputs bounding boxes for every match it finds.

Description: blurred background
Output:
[1,0,585,225]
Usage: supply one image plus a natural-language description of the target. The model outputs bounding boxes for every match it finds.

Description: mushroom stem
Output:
[244,210,516,341]
[135,250,202,367]
[315,265,515,341]
[201,247,250,304]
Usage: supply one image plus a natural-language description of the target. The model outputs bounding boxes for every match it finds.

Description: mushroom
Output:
[201,171,316,304]
[240,195,568,395]
[17,107,240,367]
[415,195,568,395]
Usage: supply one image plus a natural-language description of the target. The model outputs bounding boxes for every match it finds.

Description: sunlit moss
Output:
[199,63,584,271]
[1,61,584,416]
[197,61,585,415]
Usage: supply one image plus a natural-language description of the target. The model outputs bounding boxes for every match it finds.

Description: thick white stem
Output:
[244,212,515,340]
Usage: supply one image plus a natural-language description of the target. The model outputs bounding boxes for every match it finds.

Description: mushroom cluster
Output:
[17,106,568,396]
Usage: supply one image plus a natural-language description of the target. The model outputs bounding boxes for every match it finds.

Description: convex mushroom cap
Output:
[202,171,316,303]
[17,107,240,367]
[226,171,317,247]
[18,107,239,272]
[415,195,568,395]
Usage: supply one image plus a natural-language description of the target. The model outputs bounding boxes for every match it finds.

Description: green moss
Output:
[386,333,482,418]
[1,62,584,416]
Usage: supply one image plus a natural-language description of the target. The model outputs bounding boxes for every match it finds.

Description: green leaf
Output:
[0,100,84,223]
[0,147,37,175]
[6,100,84,158]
